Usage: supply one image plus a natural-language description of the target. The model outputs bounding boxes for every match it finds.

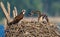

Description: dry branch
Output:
[13,10,16,18]
[4,18,8,30]
[0,2,10,22]
[7,2,10,16]
[13,6,18,18]
[0,2,19,30]
[14,6,18,16]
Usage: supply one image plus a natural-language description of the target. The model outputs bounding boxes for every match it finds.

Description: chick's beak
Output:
[28,12,33,16]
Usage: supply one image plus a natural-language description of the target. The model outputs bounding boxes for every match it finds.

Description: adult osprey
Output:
[8,9,26,25]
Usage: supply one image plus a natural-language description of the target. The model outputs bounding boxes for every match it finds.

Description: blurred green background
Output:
[0,0,60,24]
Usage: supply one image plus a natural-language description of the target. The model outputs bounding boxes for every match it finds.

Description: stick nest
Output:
[5,20,60,37]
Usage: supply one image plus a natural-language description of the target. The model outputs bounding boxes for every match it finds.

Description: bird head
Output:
[22,9,26,14]
[28,10,34,16]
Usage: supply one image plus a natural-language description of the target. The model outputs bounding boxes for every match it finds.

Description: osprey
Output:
[8,9,26,25]
[29,10,49,24]
[39,14,49,24]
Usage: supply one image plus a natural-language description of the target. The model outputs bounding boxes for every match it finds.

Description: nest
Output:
[5,21,60,37]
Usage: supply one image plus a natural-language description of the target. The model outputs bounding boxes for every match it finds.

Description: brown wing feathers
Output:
[8,10,25,26]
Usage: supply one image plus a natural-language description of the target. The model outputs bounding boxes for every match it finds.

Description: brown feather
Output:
[8,12,24,25]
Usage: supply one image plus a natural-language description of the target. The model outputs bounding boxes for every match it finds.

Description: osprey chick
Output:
[29,10,49,24]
